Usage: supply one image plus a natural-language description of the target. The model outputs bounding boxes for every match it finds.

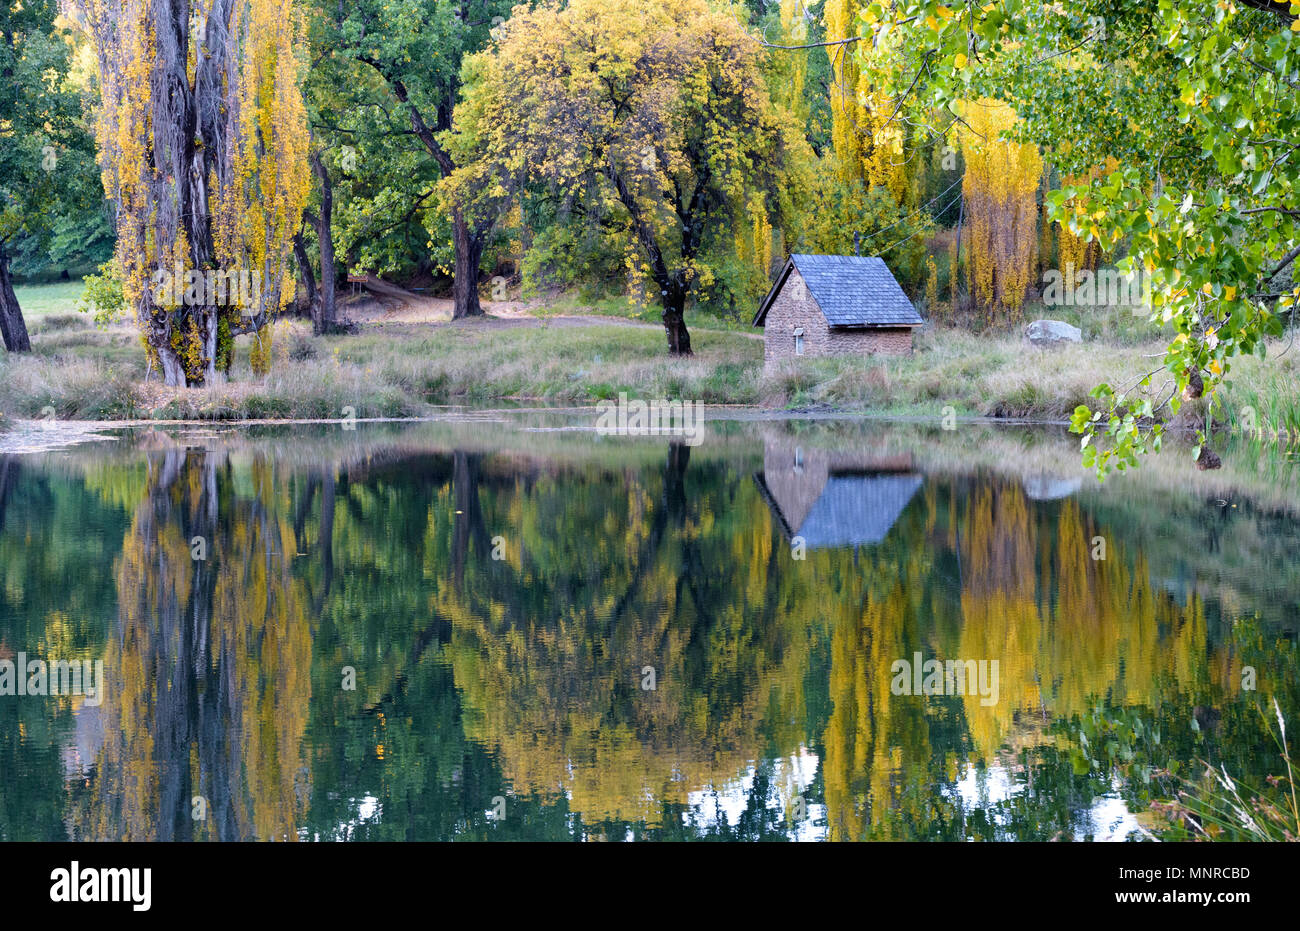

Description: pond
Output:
[0,414,1297,841]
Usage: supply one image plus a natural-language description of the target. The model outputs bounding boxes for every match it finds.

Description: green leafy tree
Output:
[852,1,1300,475]
[312,0,514,321]
[0,0,101,352]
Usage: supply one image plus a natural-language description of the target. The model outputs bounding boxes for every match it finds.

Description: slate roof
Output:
[753,254,923,328]
[755,470,924,550]
[796,473,924,548]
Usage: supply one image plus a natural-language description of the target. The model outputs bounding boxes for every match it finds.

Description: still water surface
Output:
[0,417,1296,840]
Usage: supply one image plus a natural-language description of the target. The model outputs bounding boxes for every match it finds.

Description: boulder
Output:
[1024,319,1081,346]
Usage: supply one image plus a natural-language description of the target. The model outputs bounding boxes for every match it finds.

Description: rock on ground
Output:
[1024,319,1082,346]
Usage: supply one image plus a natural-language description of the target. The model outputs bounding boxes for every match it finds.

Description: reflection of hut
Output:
[755,440,922,548]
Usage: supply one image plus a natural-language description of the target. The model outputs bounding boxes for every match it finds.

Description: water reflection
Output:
[756,439,922,548]
[0,421,1296,841]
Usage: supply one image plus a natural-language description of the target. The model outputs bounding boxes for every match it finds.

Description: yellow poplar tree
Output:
[824,0,905,197]
[924,254,939,320]
[71,0,310,386]
[956,99,1042,322]
[824,0,864,185]
[734,193,775,283]
[777,0,810,119]
[1056,157,1120,289]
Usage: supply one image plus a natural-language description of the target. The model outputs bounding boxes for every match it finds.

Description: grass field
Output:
[12,282,89,322]
[3,281,1297,434]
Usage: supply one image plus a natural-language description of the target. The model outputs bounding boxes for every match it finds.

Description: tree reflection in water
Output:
[0,424,1294,841]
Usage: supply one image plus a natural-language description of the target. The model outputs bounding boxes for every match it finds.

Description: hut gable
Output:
[755,439,922,550]
[753,254,922,363]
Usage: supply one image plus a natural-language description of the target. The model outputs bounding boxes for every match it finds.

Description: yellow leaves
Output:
[825,0,866,183]
[827,2,906,192]
[250,321,273,375]
[464,0,781,315]
[1223,285,1237,301]
[953,53,968,69]
[79,0,309,378]
[1208,358,1223,375]
[734,193,773,279]
[957,98,1041,318]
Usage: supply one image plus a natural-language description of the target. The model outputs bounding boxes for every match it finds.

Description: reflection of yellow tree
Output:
[955,483,1042,759]
[822,575,934,840]
[952,483,1229,761]
[815,488,944,840]
[215,457,313,840]
[442,454,818,825]
[74,450,311,840]
[817,477,1236,837]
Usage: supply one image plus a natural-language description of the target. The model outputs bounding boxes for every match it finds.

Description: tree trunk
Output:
[608,170,695,356]
[293,231,318,320]
[157,338,188,386]
[451,450,480,587]
[382,81,483,321]
[0,249,32,353]
[155,0,208,386]
[665,442,691,513]
[202,309,218,382]
[309,153,338,335]
[451,211,484,320]
[661,288,692,356]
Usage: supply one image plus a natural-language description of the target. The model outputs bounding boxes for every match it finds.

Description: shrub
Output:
[286,330,318,362]
[34,313,91,333]
[75,260,127,328]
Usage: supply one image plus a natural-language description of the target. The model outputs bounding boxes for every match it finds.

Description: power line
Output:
[853,176,962,251]
[862,191,963,257]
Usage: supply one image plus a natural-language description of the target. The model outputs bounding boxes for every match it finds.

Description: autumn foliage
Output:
[72,0,310,386]
[443,0,805,354]
[955,99,1042,323]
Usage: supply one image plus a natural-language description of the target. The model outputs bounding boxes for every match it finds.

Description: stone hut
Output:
[753,254,922,364]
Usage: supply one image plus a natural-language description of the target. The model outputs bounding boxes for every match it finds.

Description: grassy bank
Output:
[2,282,1297,428]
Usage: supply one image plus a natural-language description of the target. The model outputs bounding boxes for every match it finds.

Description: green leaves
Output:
[858,0,1300,477]
[0,2,104,279]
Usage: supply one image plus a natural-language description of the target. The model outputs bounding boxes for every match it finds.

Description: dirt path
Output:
[341,276,762,338]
